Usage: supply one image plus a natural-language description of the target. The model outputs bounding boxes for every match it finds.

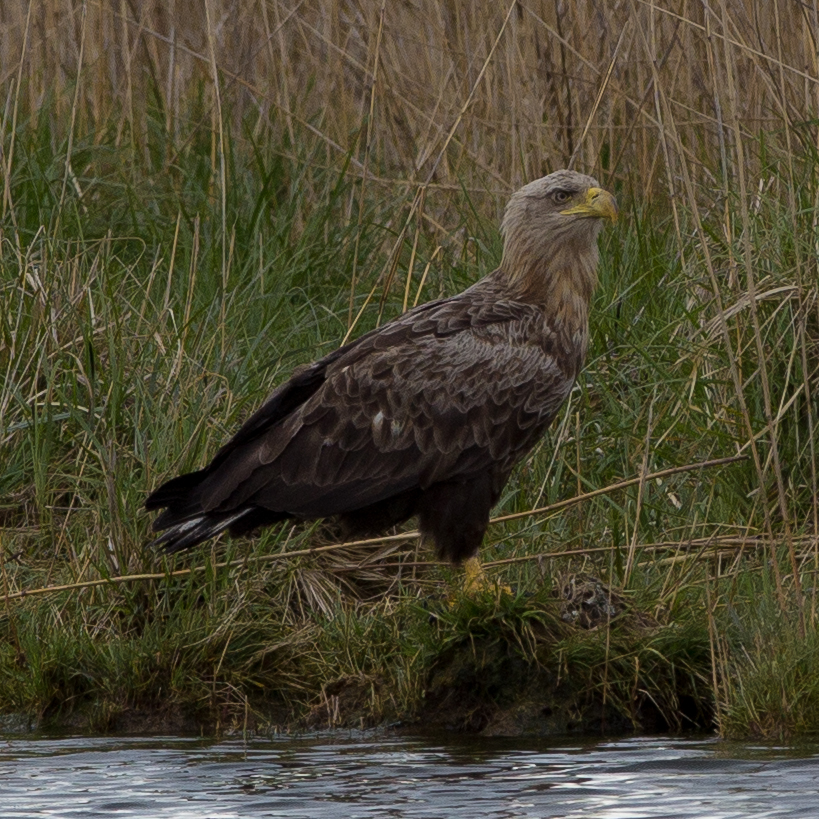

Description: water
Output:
[1,731,818,818]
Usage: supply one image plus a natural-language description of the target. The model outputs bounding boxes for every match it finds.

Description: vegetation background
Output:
[1,0,819,738]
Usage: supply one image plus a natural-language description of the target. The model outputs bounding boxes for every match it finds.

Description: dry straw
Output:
[2,1,817,195]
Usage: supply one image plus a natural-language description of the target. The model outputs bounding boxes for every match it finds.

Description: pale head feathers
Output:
[498,170,616,311]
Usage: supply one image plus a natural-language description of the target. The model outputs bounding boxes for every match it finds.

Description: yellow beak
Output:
[560,186,618,223]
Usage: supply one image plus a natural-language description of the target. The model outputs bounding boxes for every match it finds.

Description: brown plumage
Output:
[146,170,617,563]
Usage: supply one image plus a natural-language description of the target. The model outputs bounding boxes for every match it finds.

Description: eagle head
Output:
[499,169,617,302]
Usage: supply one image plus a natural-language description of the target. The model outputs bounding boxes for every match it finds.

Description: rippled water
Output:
[2,731,818,818]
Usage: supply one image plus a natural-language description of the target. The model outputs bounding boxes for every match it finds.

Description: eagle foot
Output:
[460,556,512,597]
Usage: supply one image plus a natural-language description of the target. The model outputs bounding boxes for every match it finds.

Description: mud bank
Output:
[1,575,715,739]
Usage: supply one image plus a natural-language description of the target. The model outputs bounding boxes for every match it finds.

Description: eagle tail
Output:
[150,508,252,554]
[147,471,292,553]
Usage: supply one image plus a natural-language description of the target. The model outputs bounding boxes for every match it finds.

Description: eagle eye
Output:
[552,189,572,204]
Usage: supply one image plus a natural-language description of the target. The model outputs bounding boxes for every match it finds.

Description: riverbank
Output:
[3,561,716,738]
[1,547,811,739]
[2,1,819,741]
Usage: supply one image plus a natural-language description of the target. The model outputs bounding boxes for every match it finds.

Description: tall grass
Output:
[1,0,819,737]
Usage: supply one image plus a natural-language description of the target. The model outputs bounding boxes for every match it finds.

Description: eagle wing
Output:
[189,296,576,520]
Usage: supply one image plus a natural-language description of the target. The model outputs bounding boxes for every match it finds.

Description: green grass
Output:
[1,99,819,738]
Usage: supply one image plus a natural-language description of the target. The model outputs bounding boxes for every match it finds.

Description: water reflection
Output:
[1,731,818,818]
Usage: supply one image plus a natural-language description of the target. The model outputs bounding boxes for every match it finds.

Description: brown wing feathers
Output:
[146,171,617,562]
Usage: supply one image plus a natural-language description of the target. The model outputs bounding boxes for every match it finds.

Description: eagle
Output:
[146,170,617,585]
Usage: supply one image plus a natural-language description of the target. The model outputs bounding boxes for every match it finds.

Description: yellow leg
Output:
[461,556,511,596]
[463,556,487,593]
